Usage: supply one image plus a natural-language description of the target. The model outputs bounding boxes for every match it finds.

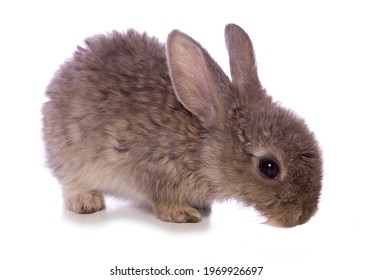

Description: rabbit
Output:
[42,23,322,227]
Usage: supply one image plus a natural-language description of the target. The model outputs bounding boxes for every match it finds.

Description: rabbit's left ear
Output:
[225,24,263,100]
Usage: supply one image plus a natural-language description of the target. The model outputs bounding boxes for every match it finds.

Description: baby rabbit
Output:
[43,24,322,227]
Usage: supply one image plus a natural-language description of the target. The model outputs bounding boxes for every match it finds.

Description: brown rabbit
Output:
[42,24,322,227]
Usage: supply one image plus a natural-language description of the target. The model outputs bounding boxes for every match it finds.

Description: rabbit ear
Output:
[167,30,230,125]
[225,24,263,100]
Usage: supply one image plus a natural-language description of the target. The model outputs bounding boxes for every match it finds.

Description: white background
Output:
[1,1,372,279]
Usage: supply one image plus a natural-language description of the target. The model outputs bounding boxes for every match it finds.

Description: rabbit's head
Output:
[167,24,322,227]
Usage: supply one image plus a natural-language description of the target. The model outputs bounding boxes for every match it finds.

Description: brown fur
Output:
[42,24,322,227]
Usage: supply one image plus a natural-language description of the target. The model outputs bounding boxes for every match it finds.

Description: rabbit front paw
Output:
[154,203,202,223]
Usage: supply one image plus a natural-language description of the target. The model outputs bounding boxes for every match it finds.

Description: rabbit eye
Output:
[259,158,279,179]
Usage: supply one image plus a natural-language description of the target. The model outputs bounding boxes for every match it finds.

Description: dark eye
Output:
[259,158,280,179]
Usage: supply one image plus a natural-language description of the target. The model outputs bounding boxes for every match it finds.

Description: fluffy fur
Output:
[42,24,322,227]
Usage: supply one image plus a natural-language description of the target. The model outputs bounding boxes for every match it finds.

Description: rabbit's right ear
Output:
[167,30,230,126]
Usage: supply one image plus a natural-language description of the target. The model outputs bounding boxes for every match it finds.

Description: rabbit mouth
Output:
[260,203,318,228]
[264,213,303,228]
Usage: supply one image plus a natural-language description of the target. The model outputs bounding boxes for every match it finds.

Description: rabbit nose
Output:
[295,211,302,222]
[298,206,318,225]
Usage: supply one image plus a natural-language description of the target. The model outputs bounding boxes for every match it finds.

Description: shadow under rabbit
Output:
[63,197,211,233]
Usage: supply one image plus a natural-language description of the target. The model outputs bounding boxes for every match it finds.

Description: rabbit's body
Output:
[43,25,322,227]
[43,31,212,221]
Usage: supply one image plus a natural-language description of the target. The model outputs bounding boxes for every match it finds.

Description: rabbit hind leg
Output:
[63,187,105,214]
